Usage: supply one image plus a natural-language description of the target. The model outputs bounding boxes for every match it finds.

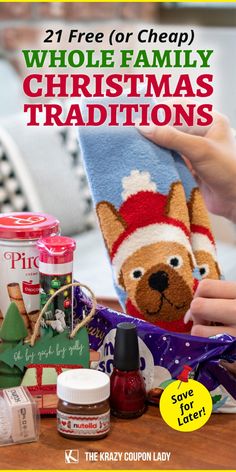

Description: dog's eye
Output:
[199,264,209,278]
[167,255,183,268]
[130,268,144,280]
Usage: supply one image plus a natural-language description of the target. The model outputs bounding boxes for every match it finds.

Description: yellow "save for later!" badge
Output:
[159,379,213,432]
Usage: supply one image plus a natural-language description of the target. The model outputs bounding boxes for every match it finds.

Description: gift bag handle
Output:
[30,281,97,347]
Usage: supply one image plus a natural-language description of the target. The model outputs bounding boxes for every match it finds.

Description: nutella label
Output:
[57,410,110,437]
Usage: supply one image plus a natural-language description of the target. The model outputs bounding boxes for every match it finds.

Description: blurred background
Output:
[0,2,236,301]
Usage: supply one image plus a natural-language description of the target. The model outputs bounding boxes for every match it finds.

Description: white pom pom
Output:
[122,170,157,200]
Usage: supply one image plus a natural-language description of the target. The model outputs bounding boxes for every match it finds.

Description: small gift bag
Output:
[0,282,97,414]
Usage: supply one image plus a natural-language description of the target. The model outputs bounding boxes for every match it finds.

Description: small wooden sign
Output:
[0,326,90,371]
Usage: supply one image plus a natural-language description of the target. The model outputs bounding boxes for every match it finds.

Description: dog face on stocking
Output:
[97,178,195,328]
[120,242,193,324]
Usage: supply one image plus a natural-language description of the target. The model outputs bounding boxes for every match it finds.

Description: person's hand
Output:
[184,279,236,337]
[137,105,236,223]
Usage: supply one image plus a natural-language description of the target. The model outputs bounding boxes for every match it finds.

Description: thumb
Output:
[137,125,208,163]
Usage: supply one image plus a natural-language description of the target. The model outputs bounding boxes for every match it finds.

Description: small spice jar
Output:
[57,369,110,439]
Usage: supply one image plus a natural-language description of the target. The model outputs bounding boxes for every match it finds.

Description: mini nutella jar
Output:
[57,369,110,439]
[0,213,60,330]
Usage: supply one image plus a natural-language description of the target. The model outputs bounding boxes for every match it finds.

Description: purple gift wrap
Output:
[74,287,236,413]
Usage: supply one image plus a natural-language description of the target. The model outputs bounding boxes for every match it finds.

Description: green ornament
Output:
[40,291,48,305]
[51,278,61,289]
[0,303,28,388]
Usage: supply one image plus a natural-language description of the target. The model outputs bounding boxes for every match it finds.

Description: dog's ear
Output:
[96,201,126,252]
[188,188,211,229]
[166,181,190,230]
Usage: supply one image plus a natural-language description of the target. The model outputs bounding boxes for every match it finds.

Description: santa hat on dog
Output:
[109,170,194,280]
[191,224,217,261]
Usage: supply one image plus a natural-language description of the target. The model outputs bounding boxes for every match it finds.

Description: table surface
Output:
[1,406,236,470]
[1,300,236,470]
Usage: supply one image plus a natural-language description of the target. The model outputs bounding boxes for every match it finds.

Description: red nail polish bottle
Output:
[110,322,146,418]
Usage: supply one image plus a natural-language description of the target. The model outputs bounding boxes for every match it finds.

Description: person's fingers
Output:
[207,113,233,141]
[138,97,230,135]
[184,309,192,324]
[191,324,236,338]
[220,360,236,376]
[138,125,208,162]
[190,297,236,325]
[194,279,236,299]
[150,98,228,137]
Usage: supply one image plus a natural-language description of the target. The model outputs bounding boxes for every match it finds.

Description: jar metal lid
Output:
[57,369,110,405]
[0,213,60,240]
[37,236,76,264]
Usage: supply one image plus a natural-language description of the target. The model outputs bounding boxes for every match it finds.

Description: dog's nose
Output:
[148,271,169,292]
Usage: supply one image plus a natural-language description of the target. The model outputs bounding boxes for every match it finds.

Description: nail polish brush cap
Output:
[113,322,139,371]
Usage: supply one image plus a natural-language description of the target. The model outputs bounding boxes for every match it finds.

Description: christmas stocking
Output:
[78,100,221,333]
